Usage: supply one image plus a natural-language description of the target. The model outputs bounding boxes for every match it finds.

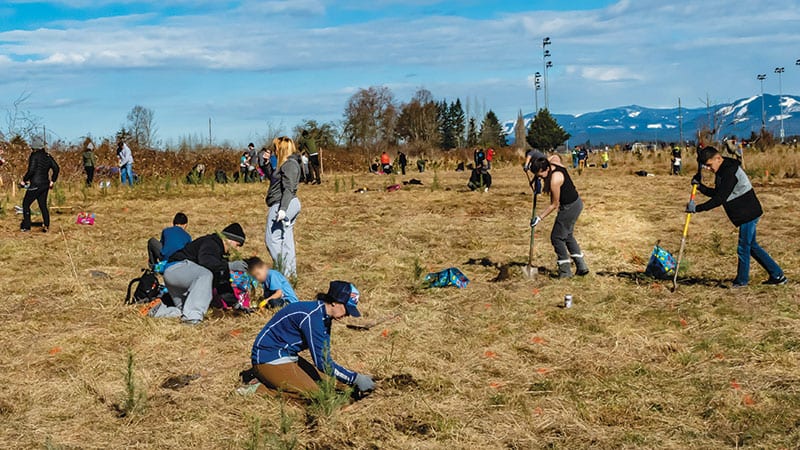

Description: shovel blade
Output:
[522,265,538,279]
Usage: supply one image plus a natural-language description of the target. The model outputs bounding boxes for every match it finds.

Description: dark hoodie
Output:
[169,233,233,294]
[696,157,762,226]
[24,149,60,187]
[266,154,302,211]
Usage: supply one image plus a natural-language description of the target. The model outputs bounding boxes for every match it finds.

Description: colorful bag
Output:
[76,212,95,225]
[424,268,470,289]
[645,245,677,280]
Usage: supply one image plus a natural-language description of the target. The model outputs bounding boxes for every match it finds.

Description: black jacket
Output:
[168,233,233,294]
[697,158,762,226]
[23,149,60,187]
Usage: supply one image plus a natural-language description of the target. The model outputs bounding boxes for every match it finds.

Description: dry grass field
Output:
[1,150,799,449]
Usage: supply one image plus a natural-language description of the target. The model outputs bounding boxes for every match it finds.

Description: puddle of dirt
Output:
[161,373,201,390]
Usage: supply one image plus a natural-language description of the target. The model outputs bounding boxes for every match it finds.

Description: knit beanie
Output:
[222,223,246,246]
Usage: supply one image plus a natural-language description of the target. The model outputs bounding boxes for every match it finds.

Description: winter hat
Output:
[222,223,246,246]
[30,136,46,150]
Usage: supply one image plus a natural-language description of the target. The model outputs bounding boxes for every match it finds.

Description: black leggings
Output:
[85,166,95,186]
[21,186,50,229]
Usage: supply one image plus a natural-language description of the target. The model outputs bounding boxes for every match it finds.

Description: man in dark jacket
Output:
[149,223,246,324]
[20,138,60,233]
[687,147,787,287]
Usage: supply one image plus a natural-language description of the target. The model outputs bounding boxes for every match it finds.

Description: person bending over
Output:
[249,281,375,397]
[530,157,589,278]
[149,223,246,325]
[687,147,787,287]
[147,212,191,268]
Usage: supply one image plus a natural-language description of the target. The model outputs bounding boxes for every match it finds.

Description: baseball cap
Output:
[326,281,361,317]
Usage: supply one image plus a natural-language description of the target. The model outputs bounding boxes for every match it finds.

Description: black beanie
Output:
[222,223,246,246]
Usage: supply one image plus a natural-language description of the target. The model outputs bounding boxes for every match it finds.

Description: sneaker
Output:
[576,269,590,276]
[41,226,48,233]
[20,228,30,233]
[182,319,202,326]
[763,275,789,286]
[730,283,747,289]
[236,382,261,396]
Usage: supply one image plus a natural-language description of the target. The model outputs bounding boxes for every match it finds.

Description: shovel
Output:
[522,171,539,279]
[672,178,699,292]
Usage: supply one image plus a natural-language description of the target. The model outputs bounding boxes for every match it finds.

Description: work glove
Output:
[691,174,702,186]
[530,216,542,228]
[523,163,530,172]
[354,373,375,392]
[686,200,697,214]
[277,210,286,222]
[228,260,248,273]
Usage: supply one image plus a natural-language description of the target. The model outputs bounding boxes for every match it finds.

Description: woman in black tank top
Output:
[529,157,589,278]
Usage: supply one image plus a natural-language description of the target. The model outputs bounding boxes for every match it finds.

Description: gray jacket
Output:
[266,154,302,211]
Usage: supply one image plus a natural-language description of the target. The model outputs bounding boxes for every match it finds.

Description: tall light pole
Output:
[775,67,785,142]
[545,60,553,110]
[757,74,767,132]
[534,72,542,112]
[542,37,551,110]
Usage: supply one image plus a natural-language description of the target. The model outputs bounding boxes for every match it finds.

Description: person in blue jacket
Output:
[147,212,192,267]
[249,281,375,397]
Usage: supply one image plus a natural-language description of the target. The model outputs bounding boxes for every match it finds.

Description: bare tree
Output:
[5,92,42,142]
[342,86,397,148]
[126,105,158,149]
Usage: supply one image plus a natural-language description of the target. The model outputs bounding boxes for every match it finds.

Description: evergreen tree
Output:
[526,109,570,151]
[467,117,479,147]
[450,99,466,148]
[437,100,457,149]
[479,110,506,148]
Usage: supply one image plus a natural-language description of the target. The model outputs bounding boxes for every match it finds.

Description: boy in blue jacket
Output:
[147,212,192,267]
[248,281,375,397]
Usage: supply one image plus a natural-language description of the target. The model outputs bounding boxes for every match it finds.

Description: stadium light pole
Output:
[545,60,553,110]
[542,37,551,110]
[757,74,767,132]
[534,72,542,112]
[775,67,785,142]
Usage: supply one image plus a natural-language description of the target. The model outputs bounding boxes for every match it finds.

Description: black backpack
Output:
[125,269,164,305]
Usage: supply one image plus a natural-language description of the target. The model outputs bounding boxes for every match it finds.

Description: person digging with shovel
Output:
[529,157,589,278]
[687,147,787,288]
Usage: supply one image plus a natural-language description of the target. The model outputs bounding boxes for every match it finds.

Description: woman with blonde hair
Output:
[265,137,303,277]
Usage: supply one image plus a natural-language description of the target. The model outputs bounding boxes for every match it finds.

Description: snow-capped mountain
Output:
[504,94,800,145]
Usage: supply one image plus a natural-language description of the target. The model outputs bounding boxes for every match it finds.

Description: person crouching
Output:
[149,223,246,325]
[248,281,375,398]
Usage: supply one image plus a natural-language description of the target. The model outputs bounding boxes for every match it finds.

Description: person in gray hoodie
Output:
[265,137,302,278]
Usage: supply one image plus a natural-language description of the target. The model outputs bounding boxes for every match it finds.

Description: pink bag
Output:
[76,212,95,226]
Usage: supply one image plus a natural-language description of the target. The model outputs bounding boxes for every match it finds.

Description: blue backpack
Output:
[424,268,470,289]
[645,245,677,280]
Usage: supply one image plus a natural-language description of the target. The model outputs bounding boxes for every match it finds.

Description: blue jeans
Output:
[120,163,134,186]
[735,218,783,285]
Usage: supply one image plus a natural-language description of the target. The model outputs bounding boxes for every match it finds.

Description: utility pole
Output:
[775,67,785,143]
[757,74,767,132]
[542,37,552,110]
[208,118,212,147]
[678,97,684,152]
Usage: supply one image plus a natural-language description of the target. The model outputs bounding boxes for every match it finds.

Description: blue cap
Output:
[327,281,361,317]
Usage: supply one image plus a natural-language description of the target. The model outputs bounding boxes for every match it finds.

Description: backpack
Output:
[125,268,165,305]
[645,244,677,280]
[215,169,228,184]
[424,267,470,289]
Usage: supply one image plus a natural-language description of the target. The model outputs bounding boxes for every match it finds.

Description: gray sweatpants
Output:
[551,198,585,266]
[266,198,301,278]
[155,260,214,322]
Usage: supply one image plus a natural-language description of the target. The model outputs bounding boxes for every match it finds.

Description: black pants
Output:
[400,164,406,175]
[21,185,50,230]
[147,237,162,268]
[85,166,95,186]
[309,154,321,183]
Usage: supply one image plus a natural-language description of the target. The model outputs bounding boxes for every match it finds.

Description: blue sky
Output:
[1,0,799,145]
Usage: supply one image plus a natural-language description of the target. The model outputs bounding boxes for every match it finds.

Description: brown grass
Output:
[0,150,799,449]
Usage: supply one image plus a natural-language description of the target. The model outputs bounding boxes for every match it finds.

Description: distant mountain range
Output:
[504,94,800,145]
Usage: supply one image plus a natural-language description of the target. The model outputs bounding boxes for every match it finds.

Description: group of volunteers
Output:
[141,133,375,399]
[525,144,787,286]
[14,132,788,401]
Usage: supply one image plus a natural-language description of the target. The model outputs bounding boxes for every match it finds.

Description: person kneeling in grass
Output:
[248,281,375,397]
[530,157,589,278]
[243,256,298,309]
[687,147,787,287]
